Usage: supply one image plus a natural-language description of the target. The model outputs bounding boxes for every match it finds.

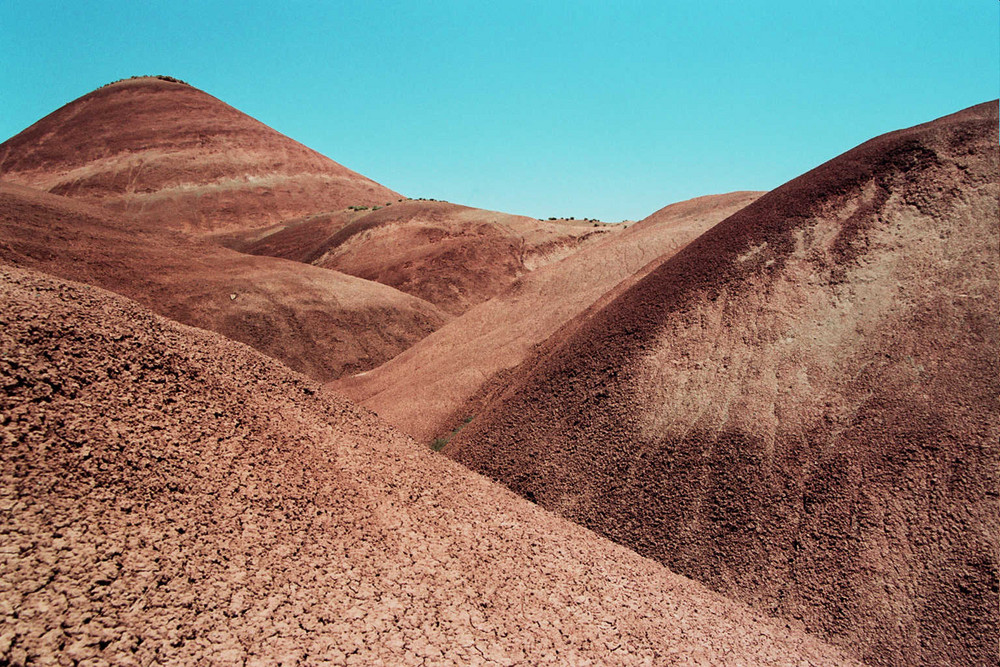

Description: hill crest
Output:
[0,77,399,232]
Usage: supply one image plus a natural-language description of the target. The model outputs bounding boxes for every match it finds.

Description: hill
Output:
[0,182,445,380]
[446,102,999,665]
[0,263,857,666]
[0,76,399,233]
[336,191,762,441]
[224,198,607,315]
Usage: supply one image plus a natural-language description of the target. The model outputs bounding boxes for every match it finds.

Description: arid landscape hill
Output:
[336,191,762,442]
[0,76,399,233]
[446,102,999,666]
[0,263,859,666]
[0,182,445,380]
[222,198,607,315]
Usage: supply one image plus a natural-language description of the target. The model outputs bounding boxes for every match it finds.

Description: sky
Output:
[2,1,997,221]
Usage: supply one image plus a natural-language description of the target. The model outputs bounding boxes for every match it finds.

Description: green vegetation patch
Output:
[430,416,474,452]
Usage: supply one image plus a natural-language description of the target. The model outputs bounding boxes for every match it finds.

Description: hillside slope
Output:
[0,76,399,233]
[0,182,445,380]
[0,263,858,666]
[226,199,607,315]
[337,192,762,441]
[447,102,999,666]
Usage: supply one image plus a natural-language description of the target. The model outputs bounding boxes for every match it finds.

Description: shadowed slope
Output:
[0,182,445,380]
[448,102,999,666]
[0,77,399,233]
[0,264,858,666]
[336,191,762,441]
[224,199,609,315]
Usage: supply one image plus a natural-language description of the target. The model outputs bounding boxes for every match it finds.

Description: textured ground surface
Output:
[0,182,446,380]
[336,192,762,442]
[0,264,859,666]
[447,102,999,666]
[0,77,399,233]
[224,199,606,315]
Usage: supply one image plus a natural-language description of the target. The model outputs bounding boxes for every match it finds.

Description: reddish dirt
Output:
[223,199,609,316]
[0,77,400,233]
[0,263,859,666]
[335,192,762,442]
[0,182,446,380]
[447,102,999,666]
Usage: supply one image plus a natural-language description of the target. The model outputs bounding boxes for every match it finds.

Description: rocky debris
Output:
[0,264,856,665]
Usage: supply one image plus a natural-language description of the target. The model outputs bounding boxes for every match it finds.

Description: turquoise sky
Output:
[2,1,997,221]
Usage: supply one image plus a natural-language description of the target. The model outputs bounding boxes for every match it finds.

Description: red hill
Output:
[335,191,762,441]
[0,182,444,380]
[0,77,399,232]
[447,102,999,666]
[225,198,609,315]
[0,263,857,665]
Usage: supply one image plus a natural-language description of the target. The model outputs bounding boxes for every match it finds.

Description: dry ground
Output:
[0,264,857,666]
[447,102,1000,666]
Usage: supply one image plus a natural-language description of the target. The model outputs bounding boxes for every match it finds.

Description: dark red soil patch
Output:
[448,101,1000,666]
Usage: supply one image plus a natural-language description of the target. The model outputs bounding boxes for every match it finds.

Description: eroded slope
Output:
[336,192,762,441]
[0,182,445,380]
[227,199,609,315]
[0,264,856,666]
[448,102,999,666]
[0,76,399,233]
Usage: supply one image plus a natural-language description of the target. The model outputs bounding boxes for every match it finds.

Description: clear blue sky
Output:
[2,1,997,221]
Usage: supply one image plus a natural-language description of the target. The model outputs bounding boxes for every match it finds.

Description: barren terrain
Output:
[2,76,996,666]
[336,191,762,442]
[0,264,858,666]
[447,102,1000,666]
[0,77,399,233]
[224,199,607,315]
[0,182,445,380]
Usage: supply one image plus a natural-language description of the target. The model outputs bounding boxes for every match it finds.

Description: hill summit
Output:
[0,76,399,232]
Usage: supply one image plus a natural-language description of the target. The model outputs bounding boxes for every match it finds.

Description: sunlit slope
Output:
[0,263,857,666]
[0,76,400,233]
[336,191,761,441]
[448,102,999,666]
[228,198,607,315]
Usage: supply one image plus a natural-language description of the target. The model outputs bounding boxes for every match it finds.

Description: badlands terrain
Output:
[0,76,996,665]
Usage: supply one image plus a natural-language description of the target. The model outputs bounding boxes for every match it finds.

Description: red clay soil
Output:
[0,77,399,233]
[0,263,860,666]
[447,102,999,666]
[224,199,609,316]
[335,192,762,442]
[0,182,445,380]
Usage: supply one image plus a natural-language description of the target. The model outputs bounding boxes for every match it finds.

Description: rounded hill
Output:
[447,101,1000,666]
[0,76,399,232]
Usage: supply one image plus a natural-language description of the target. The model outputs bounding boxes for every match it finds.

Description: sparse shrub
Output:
[100,75,191,89]
[429,416,474,452]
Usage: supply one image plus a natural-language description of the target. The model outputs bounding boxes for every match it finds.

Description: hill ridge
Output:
[448,100,999,666]
[0,77,399,232]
